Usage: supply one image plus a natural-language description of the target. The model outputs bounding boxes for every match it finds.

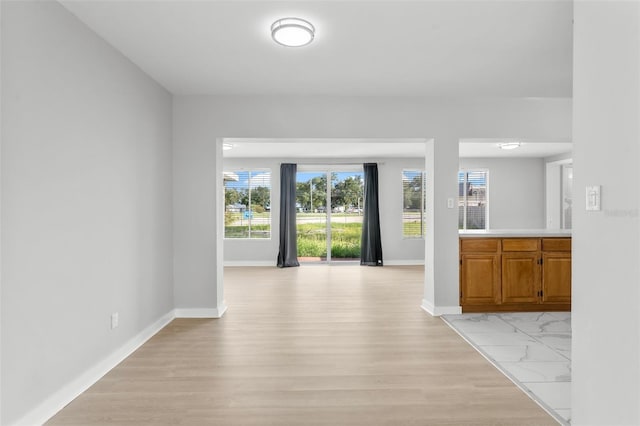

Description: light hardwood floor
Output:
[48,265,556,425]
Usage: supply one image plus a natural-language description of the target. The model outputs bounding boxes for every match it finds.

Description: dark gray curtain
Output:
[361,163,383,266]
[277,163,300,268]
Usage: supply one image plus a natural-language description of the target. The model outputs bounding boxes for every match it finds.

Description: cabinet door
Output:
[460,254,500,305]
[542,252,571,303]
[501,253,540,304]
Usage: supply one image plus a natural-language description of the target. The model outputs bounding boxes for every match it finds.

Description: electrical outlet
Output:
[111,312,119,329]
[447,198,454,209]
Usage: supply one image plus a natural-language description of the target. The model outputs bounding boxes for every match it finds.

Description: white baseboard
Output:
[384,260,425,266]
[216,302,228,318]
[15,302,231,426]
[174,303,227,319]
[224,260,274,267]
[12,310,175,426]
[420,299,462,317]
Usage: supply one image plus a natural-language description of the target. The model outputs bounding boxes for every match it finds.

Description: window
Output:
[402,170,426,238]
[224,170,271,238]
[459,169,488,230]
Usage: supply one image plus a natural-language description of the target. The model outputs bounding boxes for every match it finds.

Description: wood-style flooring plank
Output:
[47,265,556,425]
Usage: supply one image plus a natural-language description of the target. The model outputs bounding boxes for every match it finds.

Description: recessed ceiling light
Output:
[223,143,234,151]
[497,142,522,150]
[271,18,315,47]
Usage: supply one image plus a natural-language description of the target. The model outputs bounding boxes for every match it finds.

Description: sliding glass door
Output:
[295,171,328,260]
[296,167,364,262]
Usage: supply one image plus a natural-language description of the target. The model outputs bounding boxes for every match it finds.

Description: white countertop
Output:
[459,229,572,238]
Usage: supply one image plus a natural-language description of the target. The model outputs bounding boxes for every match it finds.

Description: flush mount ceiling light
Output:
[497,142,522,150]
[271,17,315,47]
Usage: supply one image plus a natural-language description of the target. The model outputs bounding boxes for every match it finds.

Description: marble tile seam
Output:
[441,313,572,426]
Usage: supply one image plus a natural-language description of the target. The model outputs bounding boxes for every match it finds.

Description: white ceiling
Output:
[59,1,573,160]
[459,141,572,158]
[60,0,573,97]
[223,138,571,159]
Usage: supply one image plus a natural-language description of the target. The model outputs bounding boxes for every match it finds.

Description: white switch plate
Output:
[586,185,601,211]
[111,312,119,329]
[447,198,454,209]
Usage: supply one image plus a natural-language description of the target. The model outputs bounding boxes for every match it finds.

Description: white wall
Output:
[173,95,571,316]
[459,157,545,229]
[573,2,640,424]
[1,2,173,424]
[223,157,279,264]
[379,158,426,263]
[223,156,426,264]
[0,1,4,421]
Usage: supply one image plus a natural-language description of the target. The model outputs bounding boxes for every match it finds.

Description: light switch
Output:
[447,198,454,209]
[586,185,601,211]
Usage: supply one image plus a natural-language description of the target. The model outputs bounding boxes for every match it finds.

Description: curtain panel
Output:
[277,163,300,268]
[361,163,383,266]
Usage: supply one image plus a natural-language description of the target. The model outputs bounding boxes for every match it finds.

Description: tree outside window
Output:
[224,170,271,238]
[458,169,488,230]
[402,170,426,238]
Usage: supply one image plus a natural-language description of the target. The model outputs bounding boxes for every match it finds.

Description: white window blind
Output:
[224,170,271,239]
[459,169,488,230]
[402,170,426,238]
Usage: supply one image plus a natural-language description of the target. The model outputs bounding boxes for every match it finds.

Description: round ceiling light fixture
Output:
[498,142,522,150]
[271,17,315,47]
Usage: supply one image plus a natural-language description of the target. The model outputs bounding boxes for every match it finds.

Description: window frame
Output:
[402,169,426,239]
[458,168,490,230]
[223,168,272,240]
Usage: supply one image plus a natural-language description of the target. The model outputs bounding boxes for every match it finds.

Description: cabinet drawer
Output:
[542,238,571,252]
[502,238,539,252]
[460,238,499,253]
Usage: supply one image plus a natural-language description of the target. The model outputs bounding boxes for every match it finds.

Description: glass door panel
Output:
[330,171,364,262]
[296,172,328,261]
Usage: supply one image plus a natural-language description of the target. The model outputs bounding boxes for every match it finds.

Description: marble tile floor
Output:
[442,312,571,425]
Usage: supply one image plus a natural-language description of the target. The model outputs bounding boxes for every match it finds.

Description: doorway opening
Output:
[218,137,433,314]
[545,158,573,230]
[296,166,364,263]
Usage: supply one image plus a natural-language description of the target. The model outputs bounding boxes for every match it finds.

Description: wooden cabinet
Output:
[460,245,501,305]
[460,237,571,312]
[541,238,571,304]
[501,238,540,304]
[460,255,500,305]
[460,239,501,307]
[501,253,540,304]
